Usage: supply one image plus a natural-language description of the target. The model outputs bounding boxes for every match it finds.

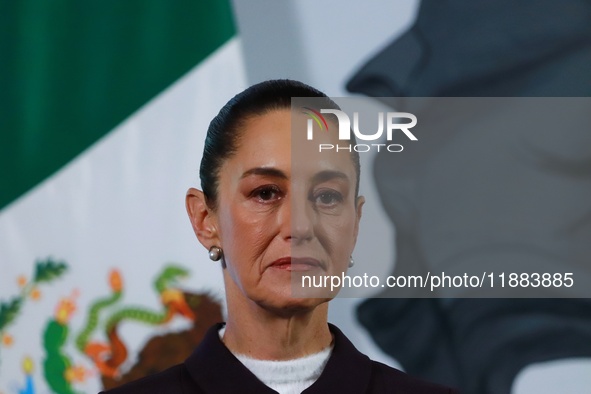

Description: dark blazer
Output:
[100,323,458,393]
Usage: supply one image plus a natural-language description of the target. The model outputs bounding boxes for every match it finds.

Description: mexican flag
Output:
[0,1,245,392]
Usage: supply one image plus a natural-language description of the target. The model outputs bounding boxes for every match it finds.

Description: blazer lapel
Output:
[184,323,278,394]
[303,324,372,393]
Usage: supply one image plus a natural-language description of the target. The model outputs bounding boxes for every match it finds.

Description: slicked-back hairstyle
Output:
[200,79,360,209]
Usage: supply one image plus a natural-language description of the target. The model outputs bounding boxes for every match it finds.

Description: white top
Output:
[219,326,333,394]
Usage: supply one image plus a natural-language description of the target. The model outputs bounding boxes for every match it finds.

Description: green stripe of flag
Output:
[0,0,235,210]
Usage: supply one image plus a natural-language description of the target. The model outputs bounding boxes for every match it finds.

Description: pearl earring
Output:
[349,256,355,268]
[209,246,223,261]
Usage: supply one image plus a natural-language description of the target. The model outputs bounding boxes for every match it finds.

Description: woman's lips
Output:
[268,257,324,272]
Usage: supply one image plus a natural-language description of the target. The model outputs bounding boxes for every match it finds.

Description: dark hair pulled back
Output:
[200,79,360,208]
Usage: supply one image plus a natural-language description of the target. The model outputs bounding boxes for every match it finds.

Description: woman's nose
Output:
[282,195,314,243]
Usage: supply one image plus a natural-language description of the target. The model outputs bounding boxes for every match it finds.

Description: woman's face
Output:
[207,109,362,313]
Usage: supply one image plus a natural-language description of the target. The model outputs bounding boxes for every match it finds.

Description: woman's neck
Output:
[222,290,332,360]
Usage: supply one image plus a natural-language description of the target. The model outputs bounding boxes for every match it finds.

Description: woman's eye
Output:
[312,190,343,208]
[251,186,282,202]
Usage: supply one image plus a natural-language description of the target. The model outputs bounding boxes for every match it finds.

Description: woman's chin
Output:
[252,289,331,317]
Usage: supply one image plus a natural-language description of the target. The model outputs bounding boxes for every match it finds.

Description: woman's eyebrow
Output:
[241,167,288,180]
[312,170,349,184]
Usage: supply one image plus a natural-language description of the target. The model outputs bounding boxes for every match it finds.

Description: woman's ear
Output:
[353,195,365,243]
[186,188,220,249]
